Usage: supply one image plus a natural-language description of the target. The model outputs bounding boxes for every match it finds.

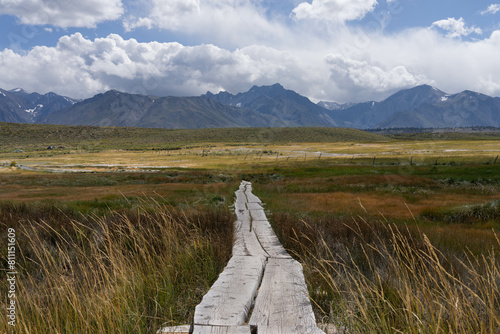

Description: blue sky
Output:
[0,0,499,103]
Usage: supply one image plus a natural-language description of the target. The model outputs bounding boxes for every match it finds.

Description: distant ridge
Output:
[0,88,79,123]
[1,84,499,129]
[41,90,282,128]
[322,85,500,129]
[203,83,337,127]
[376,89,500,128]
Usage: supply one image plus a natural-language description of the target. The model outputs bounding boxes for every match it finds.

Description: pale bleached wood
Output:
[246,202,263,210]
[156,325,191,334]
[245,193,262,203]
[249,209,268,222]
[194,255,266,326]
[233,215,267,257]
[233,186,267,257]
[252,220,290,258]
[234,190,250,222]
[256,326,326,334]
[192,325,252,334]
[234,199,247,215]
[235,190,247,206]
[241,180,261,203]
[239,181,250,191]
[190,180,324,334]
[244,188,262,203]
[249,258,321,331]
[194,181,267,327]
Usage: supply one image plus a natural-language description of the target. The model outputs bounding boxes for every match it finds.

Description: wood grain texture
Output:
[233,215,267,257]
[249,258,318,329]
[191,181,324,334]
[255,326,326,334]
[194,255,266,326]
[234,190,251,229]
[233,185,267,257]
[192,325,252,334]
[252,220,290,258]
[156,325,191,333]
[244,188,262,203]
[246,202,264,210]
[249,209,268,222]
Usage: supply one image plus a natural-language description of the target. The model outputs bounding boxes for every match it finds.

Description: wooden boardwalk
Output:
[159,181,325,334]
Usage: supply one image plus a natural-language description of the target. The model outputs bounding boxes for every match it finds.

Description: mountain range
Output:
[0,88,79,124]
[1,84,499,129]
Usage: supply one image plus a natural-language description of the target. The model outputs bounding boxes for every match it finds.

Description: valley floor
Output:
[1,128,499,333]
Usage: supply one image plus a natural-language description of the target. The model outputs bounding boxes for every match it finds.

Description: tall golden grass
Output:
[0,202,233,333]
[277,214,500,333]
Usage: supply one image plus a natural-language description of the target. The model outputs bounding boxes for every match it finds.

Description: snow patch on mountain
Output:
[63,96,77,104]
[25,104,43,115]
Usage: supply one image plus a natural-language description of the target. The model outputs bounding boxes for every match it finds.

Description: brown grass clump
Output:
[272,212,500,333]
[0,201,233,333]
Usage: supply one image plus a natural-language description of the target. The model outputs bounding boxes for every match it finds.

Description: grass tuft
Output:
[272,213,500,333]
[0,201,233,333]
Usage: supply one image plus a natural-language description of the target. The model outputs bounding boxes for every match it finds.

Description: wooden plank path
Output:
[159,181,324,334]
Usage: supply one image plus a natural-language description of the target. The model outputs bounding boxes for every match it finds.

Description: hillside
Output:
[0,88,79,123]
[328,85,447,128]
[2,84,499,129]
[377,90,500,128]
[41,90,288,128]
[204,83,336,126]
[0,122,387,151]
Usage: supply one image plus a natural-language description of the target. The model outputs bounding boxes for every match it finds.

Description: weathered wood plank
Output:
[192,325,252,334]
[194,255,266,326]
[156,325,191,333]
[249,209,268,222]
[235,191,250,221]
[235,200,247,213]
[256,326,326,334]
[233,215,267,257]
[239,181,249,191]
[235,190,247,205]
[244,188,262,203]
[190,180,324,334]
[246,202,263,210]
[252,220,290,258]
[233,186,267,257]
[249,258,319,329]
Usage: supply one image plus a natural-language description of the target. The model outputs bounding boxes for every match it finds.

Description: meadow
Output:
[0,123,499,333]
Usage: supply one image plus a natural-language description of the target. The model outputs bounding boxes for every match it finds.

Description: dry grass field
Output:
[2,139,499,171]
[1,124,499,333]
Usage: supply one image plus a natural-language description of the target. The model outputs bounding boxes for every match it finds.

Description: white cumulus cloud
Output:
[364,28,500,99]
[124,0,288,49]
[2,25,500,104]
[0,33,310,99]
[292,0,378,22]
[125,0,200,31]
[0,0,124,28]
[481,4,500,15]
[324,53,427,100]
[431,17,482,38]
